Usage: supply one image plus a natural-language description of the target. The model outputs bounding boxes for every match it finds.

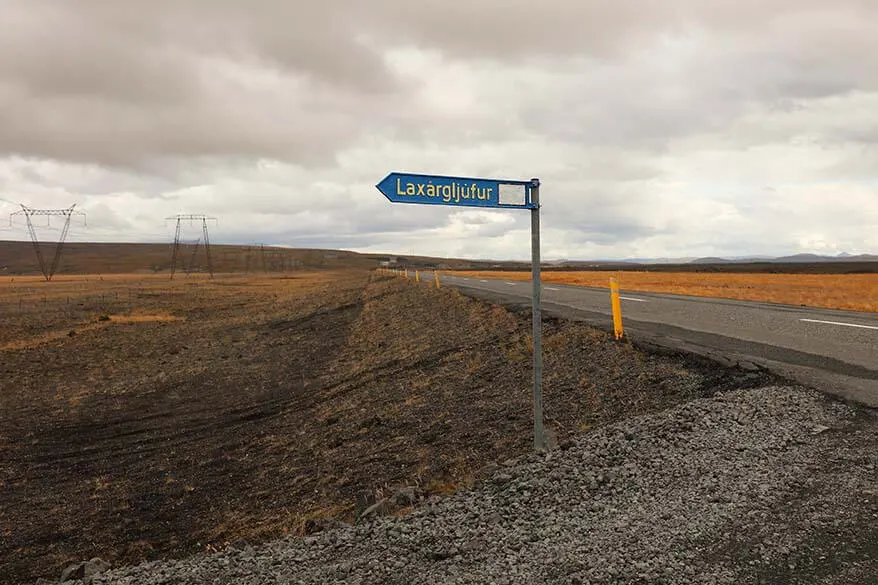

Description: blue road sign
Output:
[376,172,536,209]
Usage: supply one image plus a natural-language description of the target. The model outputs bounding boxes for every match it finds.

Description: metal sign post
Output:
[529,178,543,450]
[377,172,545,450]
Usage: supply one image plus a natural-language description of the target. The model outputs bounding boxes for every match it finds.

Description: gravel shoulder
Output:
[83,386,877,585]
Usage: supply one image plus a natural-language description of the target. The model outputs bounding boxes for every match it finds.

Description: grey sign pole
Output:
[530,178,544,451]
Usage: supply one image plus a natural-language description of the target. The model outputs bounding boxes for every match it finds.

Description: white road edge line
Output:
[799,318,878,331]
[479,279,489,282]
[545,286,560,291]
[504,281,519,285]
[620,296,647,302]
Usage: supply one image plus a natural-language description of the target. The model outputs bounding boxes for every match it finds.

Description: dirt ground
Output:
[1,271,773,584]
[451,270,878,312]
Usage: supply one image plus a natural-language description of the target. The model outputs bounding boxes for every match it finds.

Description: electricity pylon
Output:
[9,204,86,281]
[166,214,217,279]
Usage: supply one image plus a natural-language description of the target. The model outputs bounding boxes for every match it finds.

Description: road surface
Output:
[435,273,878,407]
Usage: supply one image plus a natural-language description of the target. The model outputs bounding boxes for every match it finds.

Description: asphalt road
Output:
[434,273,878,407]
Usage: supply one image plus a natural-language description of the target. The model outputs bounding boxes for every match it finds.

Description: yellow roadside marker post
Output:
[434,271,440,289]
[610,277,624,340]
[415,270,420,282]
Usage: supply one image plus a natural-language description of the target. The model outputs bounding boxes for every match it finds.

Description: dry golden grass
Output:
[108,313,183,323]
[450,270,878,312]
[0,271,339,303]
[0,323,105,351]
[0,314,185,351]
[0,271,344,348]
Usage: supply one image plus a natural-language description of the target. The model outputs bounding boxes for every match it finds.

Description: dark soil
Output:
[0,271,775,584]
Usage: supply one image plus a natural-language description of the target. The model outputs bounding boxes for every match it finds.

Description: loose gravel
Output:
[79,385,877,585]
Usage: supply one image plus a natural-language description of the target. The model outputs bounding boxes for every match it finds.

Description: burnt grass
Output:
[1,271,774,583]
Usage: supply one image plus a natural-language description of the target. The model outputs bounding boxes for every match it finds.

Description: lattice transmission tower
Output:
[166,214,217,279]
[9,204,87,281]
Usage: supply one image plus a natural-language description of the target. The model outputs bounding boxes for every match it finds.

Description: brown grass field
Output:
[450,271,878,313]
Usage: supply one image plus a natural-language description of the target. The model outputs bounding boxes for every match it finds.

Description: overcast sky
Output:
[1,1,876,260]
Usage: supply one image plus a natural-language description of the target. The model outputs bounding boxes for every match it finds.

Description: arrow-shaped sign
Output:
[376,172,535,209]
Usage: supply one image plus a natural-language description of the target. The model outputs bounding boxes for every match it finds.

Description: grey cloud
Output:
[557,221,665,247]
[361,0,877,60]
[5,158,184,198]
[3,0,876,171]
[0,2,198,105]
[544,183,666,247]
[0,0,408,168]
[0,81,403,168]
[2,1,877,259]
[76,201,134,231]
[818,149,878,180]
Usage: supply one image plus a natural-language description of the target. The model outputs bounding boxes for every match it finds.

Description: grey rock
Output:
[85,557,110,577]
[494,473,513,484]
[303,517,350,534]
[393,486,421,507]
[472,462,500,482]
[60,562,86,582]
[358,497,391,520]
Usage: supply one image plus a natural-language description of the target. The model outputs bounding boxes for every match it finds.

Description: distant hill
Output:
[690,253,878,264]
[3,240,874,277]
[772,253,878,263]
[620,257,698,264]
[0,241,512,276]
[0,241,377,276]
[690,257,731,265]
